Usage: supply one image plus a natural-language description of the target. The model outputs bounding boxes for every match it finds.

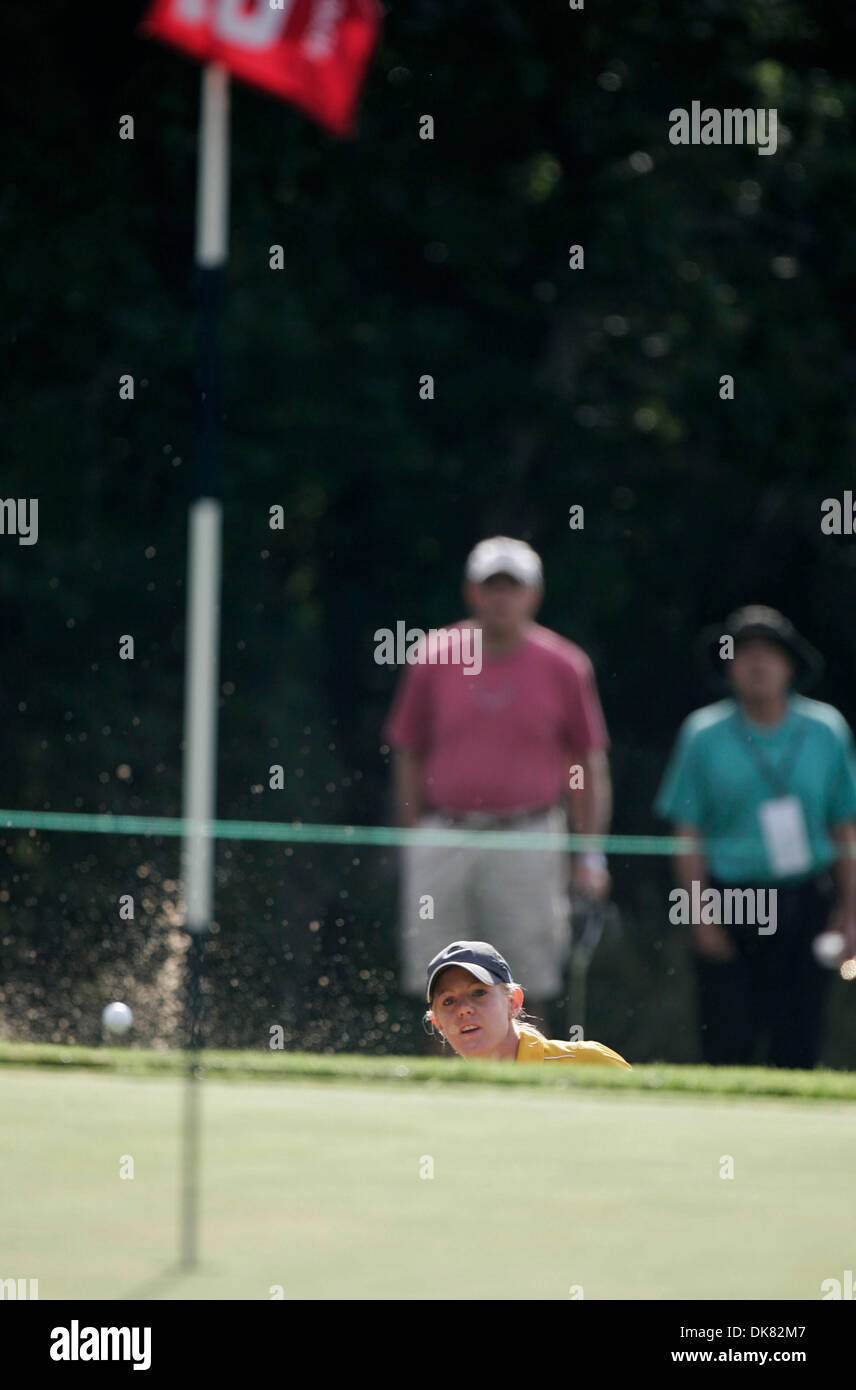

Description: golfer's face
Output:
[431,967,512,1057]
[730,637,793,703]
[465,574,539,637]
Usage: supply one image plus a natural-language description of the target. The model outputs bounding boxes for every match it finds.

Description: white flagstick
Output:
[182,498,222,930]
[180,61,230,1272]
[195,63,231,271]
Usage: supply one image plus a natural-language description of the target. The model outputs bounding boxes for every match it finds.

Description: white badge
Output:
[758,796,812,875]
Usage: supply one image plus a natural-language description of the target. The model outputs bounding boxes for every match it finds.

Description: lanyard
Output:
[734,710,808,799]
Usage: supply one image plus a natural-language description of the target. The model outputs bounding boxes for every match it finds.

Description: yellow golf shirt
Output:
[515,1023,631,1068]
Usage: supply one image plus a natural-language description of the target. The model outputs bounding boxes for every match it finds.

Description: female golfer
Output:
[425,939,631,1066]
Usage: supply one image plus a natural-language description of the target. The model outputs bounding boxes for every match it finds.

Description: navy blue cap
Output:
[425,940,513,1003]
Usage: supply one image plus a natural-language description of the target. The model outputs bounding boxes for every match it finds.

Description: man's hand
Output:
[693,920,737,963]
[829,822,856,957]
[392,747,423,828]
[567,746,612,902]
[572,854,610,901]
[670,824,735,961]
[825,905,856,961]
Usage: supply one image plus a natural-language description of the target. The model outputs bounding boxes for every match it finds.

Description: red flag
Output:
[140,0,382,137]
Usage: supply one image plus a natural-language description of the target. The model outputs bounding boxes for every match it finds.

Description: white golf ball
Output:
[812,932,844,969]
[102,1001,134,1034]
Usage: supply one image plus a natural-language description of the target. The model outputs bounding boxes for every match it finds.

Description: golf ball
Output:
[812,931,844,969]
[102,1001,134,1034]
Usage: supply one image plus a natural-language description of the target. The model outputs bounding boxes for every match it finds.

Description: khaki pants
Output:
[399,806,571,998]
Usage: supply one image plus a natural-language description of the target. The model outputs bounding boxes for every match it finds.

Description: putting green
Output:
[0,1067,850,1300]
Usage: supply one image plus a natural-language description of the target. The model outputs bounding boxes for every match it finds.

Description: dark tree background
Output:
[2,0,856,1061]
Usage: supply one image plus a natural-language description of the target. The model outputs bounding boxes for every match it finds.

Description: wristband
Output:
[578,852,607,871]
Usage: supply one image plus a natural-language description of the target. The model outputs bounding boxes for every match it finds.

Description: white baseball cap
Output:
[464,536,543,587]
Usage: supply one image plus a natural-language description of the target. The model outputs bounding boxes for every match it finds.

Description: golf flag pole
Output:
[179,60,229,1271]
[139,0,383,1274]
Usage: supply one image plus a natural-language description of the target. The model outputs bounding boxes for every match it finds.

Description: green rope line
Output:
[0,807,837,856]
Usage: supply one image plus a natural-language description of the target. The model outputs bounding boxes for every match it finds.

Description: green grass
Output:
[0,1051,852,1299]
[1,1039,855,1099]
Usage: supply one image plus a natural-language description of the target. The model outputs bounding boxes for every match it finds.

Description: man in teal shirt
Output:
[655,607,856,1068]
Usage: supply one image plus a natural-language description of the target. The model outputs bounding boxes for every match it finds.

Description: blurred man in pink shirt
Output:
[383,536,612,1035]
